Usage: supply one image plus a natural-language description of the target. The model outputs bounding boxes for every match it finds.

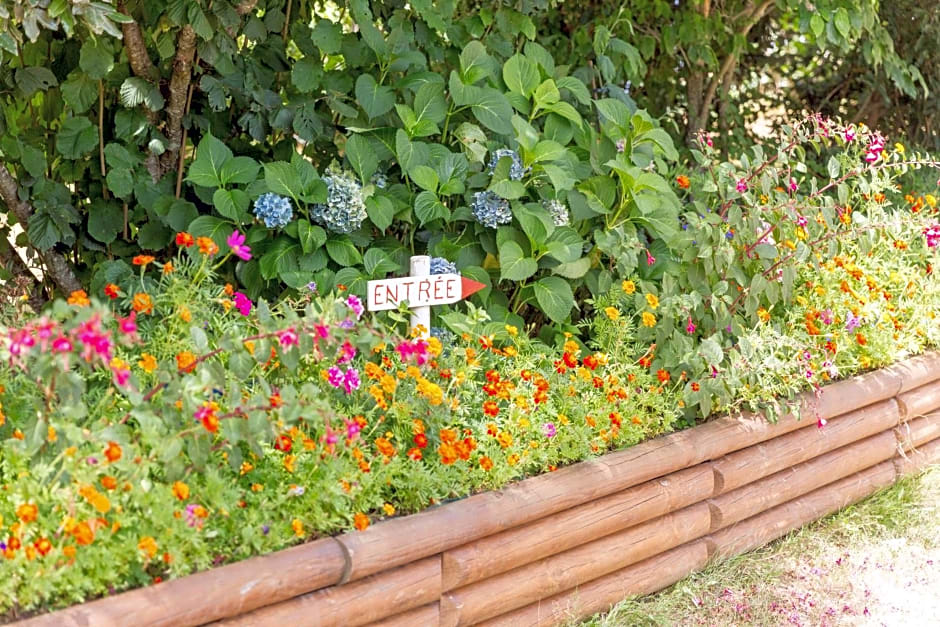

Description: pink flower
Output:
[52,335,72,353]
[336,340,357,364]
[343,368,360,394]
[395,339,429,365]
[314,324,330,338]
[278,327,299,347]
[817,417,828,429]
[226,230,252,261]
[788,177,798,192]
[646,251,656,266]
[346,295,364,320]
[344,417,361,440]
[112,365,131,387]
[233,292,252,316]
[795,215,808,227]
[327,366,344,388]
[924,224,940,248]
[686,317,696,334]
[117,311,138,339]
[736,178,748,193]
[844,127,856,142]
[542,423,556,438]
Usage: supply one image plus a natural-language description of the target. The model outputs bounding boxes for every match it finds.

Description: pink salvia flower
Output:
[226,230,252,261]
[112,366,131,387]
[646,251,656,266]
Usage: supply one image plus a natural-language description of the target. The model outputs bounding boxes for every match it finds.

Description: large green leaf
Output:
[56,118,98,159]
[263,161,303,198]
[471,88,514,135]
[326,237,363,265]
[413,82,447,124]
[213,189,250,221]
[79,39,114,79]
[187,133,233,187]
[345,134,378,183]
[355,74,395,119]
[220,157,260,186]
[503,54,540,98]
[533,276,574,322]
[87,200,124,244]
[498,240,538,281]
[15,67,57,96]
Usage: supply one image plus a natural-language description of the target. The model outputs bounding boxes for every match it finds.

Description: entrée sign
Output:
[367,273,485,311]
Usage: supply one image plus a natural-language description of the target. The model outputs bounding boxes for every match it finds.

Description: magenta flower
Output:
[844,128,856,142]
[117,311,137,338]
[686,317,696,334]
[343,367,361,393]
[233,292,252,316]
[924,224,940,248]
[112,365,131,387]
[795,215,808,227]
[52,335,72,353]
[226,230,252,261]
[788,177,798,192]
[327,366,344,388]
[336,340,357,364]
[646,251,656,266]
[346,295,364,320]
[543,423,556,438]
[344,417,361,440]
[396,339,428,365]
[278,327,299,347]
[736,178,748,193]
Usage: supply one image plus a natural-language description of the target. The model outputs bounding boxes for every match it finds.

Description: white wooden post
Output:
[409,255,431,339]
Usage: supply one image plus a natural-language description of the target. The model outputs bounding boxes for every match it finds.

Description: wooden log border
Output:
[20,352,940,627]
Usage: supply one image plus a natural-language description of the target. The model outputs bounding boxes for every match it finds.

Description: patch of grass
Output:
[581,466,940,627]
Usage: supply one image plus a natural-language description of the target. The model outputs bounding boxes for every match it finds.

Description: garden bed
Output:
[18,352,940,627]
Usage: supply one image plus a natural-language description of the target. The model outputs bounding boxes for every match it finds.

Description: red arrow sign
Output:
[461,276,487,299]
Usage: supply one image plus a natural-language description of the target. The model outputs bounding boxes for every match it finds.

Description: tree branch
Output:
[160,25,197,174]
[0,166,82,295]
[117,2,159,82]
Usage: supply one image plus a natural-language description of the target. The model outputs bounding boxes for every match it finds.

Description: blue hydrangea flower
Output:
[253,193,293,228]
[430,326,455,346]
[430,257,458,275]
[488,148,530,181]
[370,172,388,189]
[543,199,570,227]
[312,164,368,234]
[471,191,511,229]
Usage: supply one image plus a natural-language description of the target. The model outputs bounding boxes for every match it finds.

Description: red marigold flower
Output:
[104,283,120,299]
[562,352,578,368]
[483,400,499,417]
[176,232,195,247]
[479,456,493,471]
[656,369,670,383]
[413,433,428,448]
[132,255,155,267]
[582,354,599,370]
[676,175,691,189]
[274,434,293,452]
[691,382,701,392]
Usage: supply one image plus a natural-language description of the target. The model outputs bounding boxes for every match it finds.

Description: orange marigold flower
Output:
[291,518,304,537]
[16,503,38,523]
[176,351,197,373]
[104,441,122,463]
[483,400,499,417]
[104,283,120,299]
[132,255,155,267]
[67,290,90,307]
[407,447,423,460]
[175,232,195,247]
[172,481,190,501]
[162,261,174,275]
[196,236,219,255]
[138,353,158,373]
[138,536,158,559]
[100,476,118,491]
[375,437,395,457]
[856,333,867,346]
[132,292,153,314]
[479,456,494,471]
[676,175,691,189]
[497,431,513,448]
[353,512,370,531]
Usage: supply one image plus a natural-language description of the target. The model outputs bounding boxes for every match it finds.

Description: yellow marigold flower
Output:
[894,142,904,155]
[564,340,579,353]
[47,426,57,442]
[243,340,255,355]
[382,503,395,516]
[179,306,192,322]
[604,307,620,321]
[757,308,771,323]
[505,324,518,337]
[621,280,636,294]
[427,337,443,357]
[251,483,263,492]
[132,292,153,314]
[240,462,253,475]
[926,194,937,208]
[641,312,656,327]
[645,293,659,309]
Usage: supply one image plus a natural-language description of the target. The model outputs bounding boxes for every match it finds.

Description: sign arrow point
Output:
[461,276,487,299]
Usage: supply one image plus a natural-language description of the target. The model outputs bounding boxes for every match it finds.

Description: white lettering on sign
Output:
[368,273,462,311]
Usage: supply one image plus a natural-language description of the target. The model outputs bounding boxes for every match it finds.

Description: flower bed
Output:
[13,353,940,627]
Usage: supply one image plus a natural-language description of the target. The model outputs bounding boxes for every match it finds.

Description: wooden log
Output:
[898,379,940,421]
[368,603,440,626]
[337,366,897,583]
[709,430,897,531]
[710,460,897,560]
[441,503,710,626]
[441,464,713,592]
[894,436,940,477]
[216,556,440,627]
[476,540,710,627]
[896,413,940,451]
[889,350,940,394]
[18,538,346,627]
[711,399,898,494]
